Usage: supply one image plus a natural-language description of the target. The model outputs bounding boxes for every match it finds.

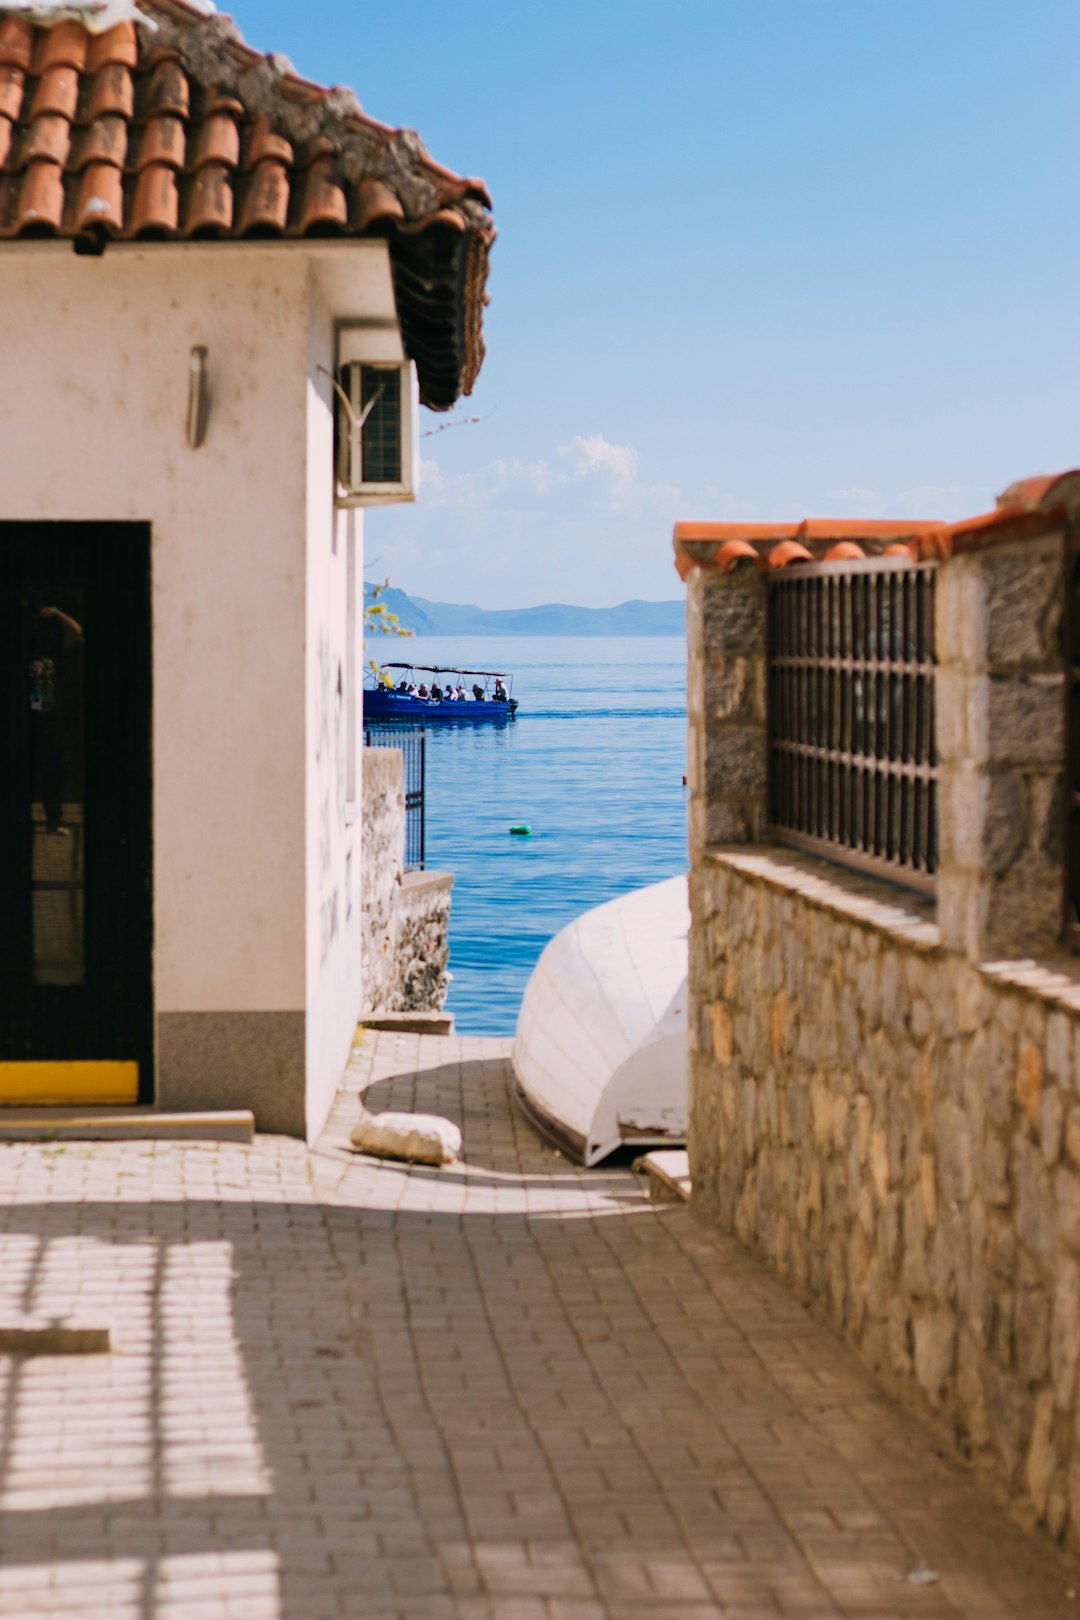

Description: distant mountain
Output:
[365,586,684,637]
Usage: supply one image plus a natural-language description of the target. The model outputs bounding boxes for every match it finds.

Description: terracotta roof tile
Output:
[18,157,63,232]
[133,161,178,233]
[193,108,240,169]
[75,115,127,171]
[37,19,88,72]
[86,22,139,74]
[821,541,867,562]
[0,0,495,409]
[31,63,79,119]
[85,62,134,120]
[0,67,23,120]
[0,16,32,71]
[76,160,123,233]
[187,160,232,235]
[768,539,814,569]
[673,470,1080,579]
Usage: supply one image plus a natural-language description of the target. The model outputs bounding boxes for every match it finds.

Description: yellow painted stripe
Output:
[0,1062,139,1106]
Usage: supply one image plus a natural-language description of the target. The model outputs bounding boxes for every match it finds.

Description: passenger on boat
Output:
[456,683,470,701]
[472,684,486,701]
[494,678,509,703]
[431,682,443,701]
[418,683,430,699]
[397,679,409,693]
[406,681,419,696]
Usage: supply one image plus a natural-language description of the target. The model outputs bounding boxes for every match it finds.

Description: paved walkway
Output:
[0,1032,1076,1620]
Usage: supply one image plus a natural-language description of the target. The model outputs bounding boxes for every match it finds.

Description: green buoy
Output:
[509,823,532,836]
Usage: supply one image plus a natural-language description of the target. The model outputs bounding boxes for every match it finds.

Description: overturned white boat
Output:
[512,875,689,1165]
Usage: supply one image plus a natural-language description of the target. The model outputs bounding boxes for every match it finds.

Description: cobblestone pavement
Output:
[0,1032,1077,1619]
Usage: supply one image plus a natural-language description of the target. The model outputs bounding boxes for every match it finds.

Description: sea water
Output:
[384,634,688,1035]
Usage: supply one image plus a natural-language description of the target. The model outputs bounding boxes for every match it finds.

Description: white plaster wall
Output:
[0,244,310,1014]
[302,270,362,1140]
[0,240,403,1138]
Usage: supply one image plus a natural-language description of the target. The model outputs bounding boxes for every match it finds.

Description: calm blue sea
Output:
[393,635,688,1035]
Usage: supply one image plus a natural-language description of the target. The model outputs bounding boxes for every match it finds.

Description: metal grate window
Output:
[361,365,403,485]
[1065,527,1080,949]
[767,558,938,894]
[364,724,426,872]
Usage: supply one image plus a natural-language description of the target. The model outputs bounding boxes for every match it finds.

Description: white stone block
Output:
[350,1108,461,1165]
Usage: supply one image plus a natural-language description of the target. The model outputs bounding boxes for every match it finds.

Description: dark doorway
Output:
[0,524,152,1103]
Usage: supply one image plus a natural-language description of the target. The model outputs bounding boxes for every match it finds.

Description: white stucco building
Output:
[0,0,493,1137]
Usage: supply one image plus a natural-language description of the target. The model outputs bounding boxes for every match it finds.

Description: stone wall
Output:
[685,514,1080,1548]
[361,747,452,1012]
[691,850,1080,1544]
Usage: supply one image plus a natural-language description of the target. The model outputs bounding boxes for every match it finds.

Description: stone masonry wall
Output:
[362,747,452,1012]
[691,848,1080,1549]
[936,531,1066,961]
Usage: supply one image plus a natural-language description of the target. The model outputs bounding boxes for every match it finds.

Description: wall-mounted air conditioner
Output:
[333,326,419,506]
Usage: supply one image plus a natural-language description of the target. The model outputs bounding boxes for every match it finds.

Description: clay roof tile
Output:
[30,63,78,121]
[238,159,289,235]
[0,63,24,122]
[192,109,240,170]
[74,114,127,172]
[246,119,292,169]
[0,15,32,72]
[712,540,767,574]
[0,0,493,407]
[145,55,188,118]
[768,540,815,569]
[85,21,138,75]
[36,20,87,74]
[15,157,63,232]
[21,112,71,167]
[297,153,347,234]
[75,159,123,235]
[86,62,133,122]
[132,161,178,235]
[135,112,185,170]
[354,176,404,231]
[821,541,866,563]
[185,159,233,235]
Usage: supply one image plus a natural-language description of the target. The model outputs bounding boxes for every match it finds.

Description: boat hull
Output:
[512,875,689,1166]
[364,690,517,723]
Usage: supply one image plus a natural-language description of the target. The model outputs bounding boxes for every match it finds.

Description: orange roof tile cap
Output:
[768,540,814,569]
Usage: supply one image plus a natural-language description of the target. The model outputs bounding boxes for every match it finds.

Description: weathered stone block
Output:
[1051,1259,1080,1410]
[704,657,756,724]
[704,726,767,800]
[982,536,1064,669]
[913,1308,956,1407]
[700,570,766,658]
[987,674,1065,768]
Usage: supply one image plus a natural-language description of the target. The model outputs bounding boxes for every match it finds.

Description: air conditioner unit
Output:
[333,340,419,506]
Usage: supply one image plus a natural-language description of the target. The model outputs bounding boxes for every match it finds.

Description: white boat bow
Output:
[512,875,689,1165]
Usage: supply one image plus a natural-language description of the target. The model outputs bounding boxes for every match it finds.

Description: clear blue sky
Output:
[253,0,1078,607]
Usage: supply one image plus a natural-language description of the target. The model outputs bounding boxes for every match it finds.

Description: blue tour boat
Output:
[364,663,519,723]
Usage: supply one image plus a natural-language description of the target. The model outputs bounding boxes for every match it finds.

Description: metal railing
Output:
[767,557,938,894]
[363,724,426,872]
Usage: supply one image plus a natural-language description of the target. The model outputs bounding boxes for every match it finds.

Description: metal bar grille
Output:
[767,557,938,894]
[1065,526,1080,949]
[364,724,426,872]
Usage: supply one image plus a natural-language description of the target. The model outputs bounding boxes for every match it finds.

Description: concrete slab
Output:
[0,1108,255,1142]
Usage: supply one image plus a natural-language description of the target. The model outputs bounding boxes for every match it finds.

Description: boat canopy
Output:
[376,663,511,678]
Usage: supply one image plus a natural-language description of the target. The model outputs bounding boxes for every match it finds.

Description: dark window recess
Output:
[767,558,938,895]
[363,723,425,871]
[1064,526,1080,948]
[361,365,402,485]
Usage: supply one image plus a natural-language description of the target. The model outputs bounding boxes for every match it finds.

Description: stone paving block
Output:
[0,1033,1077,1617]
